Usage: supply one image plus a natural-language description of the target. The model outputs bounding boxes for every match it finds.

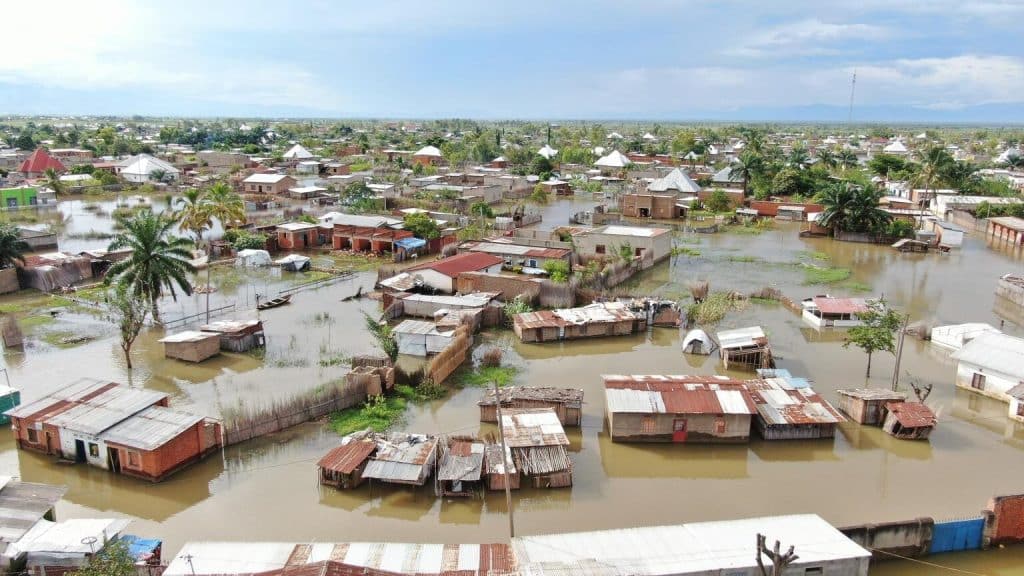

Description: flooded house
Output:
[882,402,937,440]
[681,328,715,355]
[0,478,67,572]
[404,252,504,293]
[436,436,485,497]
[198,319,266,352]
[801,296,870,328]
[459,237,573,270]
[512,514,870,576]
[744,380,846,440]
[242,173,296,195]
[166,542,515,576]
[362,432,439,487]
[394,320,456,356]
[159,330,222,362]
[317,435,377,489]
[322,213,413,254]
[572,225,672,263]
[717,326,774,370]
[603,375,756,443]
[478,386,584,427]
[930,323,1000,351]
[483,443,519,491]
[951,332,1024,408]
[275,221,320,249]
[17,518,131,576]
[501,408,572,488]
[512,302,646,343]
[4,379,221,481]
[836,389,908,425]
[394,292,499,319]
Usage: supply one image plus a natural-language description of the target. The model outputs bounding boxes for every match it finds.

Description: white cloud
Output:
[729,18,890,57]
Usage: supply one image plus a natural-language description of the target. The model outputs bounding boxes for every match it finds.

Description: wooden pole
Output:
[891,314,910,392]
[494,380,515,539]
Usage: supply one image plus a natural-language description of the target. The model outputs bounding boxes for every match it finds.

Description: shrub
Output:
[542,259,570,282]
[232,232,267,250]
[481,347,503,368]
[705,189,732,213]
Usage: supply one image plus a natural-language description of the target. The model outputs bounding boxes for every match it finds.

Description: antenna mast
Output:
[847,69,857,124]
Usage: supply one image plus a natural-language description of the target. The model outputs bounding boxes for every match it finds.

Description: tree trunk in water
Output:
[151,297,161,324]
[865,352,872,378]
[123,344,133,369]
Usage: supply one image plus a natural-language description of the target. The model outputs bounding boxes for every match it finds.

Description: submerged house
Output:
[501,408,572,488]
[483,443,519,491]
[744,380,845,440]
[159,330,221,363]
[801,296,870,328]
[882,402,937,440]
[717,326,774,370]
[317,435,377,489]
[836,389,908,426]
[198,319,266,352]
[951,332,1024,409]
[393,320,456,356]
[604,375,756,444]
[681,329,715,355]
[478,386,583,426]
[4,379,221,481]
[512,302,646,343]
[362,432,439,487]
[436,436,485,497]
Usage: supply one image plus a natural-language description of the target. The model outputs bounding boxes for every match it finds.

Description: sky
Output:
[2,0,1024,122]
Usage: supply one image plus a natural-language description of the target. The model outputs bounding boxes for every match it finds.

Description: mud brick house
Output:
[275,222,320,249]
[4,378,220,482]
[319,213,412,254]
[242,173,296,195]
[604,375,756,443]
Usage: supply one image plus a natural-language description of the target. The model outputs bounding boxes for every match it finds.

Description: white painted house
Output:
[951,333,1024,420]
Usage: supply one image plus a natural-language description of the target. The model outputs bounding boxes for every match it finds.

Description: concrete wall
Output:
[955,361,1017,403]
[59,429,109,469]
[608,412,751,443]
[841,518,933,559]
[995,277,1024,309]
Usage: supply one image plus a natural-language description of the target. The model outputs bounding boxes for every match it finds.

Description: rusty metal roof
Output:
[500,408,569,448]
[812,297,869,315]
[479,386,583,408]
[886,402,937,428]
[745,381,845,425]
[317,441,376,474]
[513,310,566,330]
[603,376,755,416]
[5,378,115,420]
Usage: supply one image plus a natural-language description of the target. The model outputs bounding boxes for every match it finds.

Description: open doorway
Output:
[74,440,87,463]
[107,448,121,473]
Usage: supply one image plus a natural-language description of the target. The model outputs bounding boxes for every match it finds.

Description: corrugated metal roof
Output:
[717,326,767,350]
[4,378,114,420]
[159,330,219,344]
[16,518,131,555]
[501,409,569,448]
[605,388,665,414]
[362,461,426,483]
[100,406,204,451]
[479,386,583,408]
[407,253,503,278]
[318,441,376,474]
[46,386,168,437]
[0,480,67,545]
[837,389,907,401]
[746,382,845,425]
[886,402,937,428]
[951,332,1024,380]
[437,442,484,482]
[604,378,755,416]
[513,514,869,576]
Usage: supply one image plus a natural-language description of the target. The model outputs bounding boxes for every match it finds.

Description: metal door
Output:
[672,418,687,443]
[930,517,984,554]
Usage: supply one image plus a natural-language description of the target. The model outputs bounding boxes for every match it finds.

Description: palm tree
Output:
[204,182,246,231]
[148,169,169,183]
[0,224,29,269]
[815,149,837,170]
[837,150,859,169]
[728,151,763,196]
[43,168,65,196]
[106,210,196,323]
[174,188,211,243]
[912,145,954,223]
[942,161,979,194]
[817,182,890,235]
[788,147,810,169]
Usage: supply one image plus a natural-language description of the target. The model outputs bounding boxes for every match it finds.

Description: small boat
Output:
[257,294,292,310]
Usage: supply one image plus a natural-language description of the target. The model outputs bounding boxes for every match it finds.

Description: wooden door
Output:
[672,418,688,443]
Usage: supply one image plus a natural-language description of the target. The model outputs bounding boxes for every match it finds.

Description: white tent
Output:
[413,145,442,158]
[648,168,701,194]
[282,144,313,159]
[118,154,179,183]
[595,150,632,168]
[235,249,272,267]
[681,329,715,355]
[275,254,312,272]
[883,140,908,154]
[606,132,624,140]
[642,132,657,141]
[538,144,558,159]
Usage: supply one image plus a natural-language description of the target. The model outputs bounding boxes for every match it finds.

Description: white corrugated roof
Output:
[931,323,1000,351]
[414,145,442,157]
[717,326,766,349]
[514,514,869,576]
[243,173,289,184]
[282,144,313,159]
[952,332,1024,380]
[16,518,131,555]
[118,154,179,177]
[605,389,665,414]
[45,386,168,437]
[595,150,632,168]
[647,168,701,193]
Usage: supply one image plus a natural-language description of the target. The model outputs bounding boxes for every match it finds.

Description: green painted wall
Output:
[0,187,38,209]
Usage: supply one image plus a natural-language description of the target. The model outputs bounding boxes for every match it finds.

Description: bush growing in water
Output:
[231,231,267,250]
[481,347,503,368]
[502,295,532,325]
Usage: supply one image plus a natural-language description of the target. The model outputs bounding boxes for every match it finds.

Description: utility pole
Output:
[205,259,211,324]
[891,313,911,392]
[182,553,197,576]
[493,379,515,539]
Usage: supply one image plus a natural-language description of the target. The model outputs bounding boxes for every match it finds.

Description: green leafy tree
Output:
[887,219,916,239]
[363,312,398,362]
[843,300,903,377]
[232,231,267,250]
[867,154,907,178]
[815,149,837,170]
[403,211,441,239]
[941,161,980,194]
[836,149,859,169]
[542,259,570,282]
[106,210,196,322]
[71,539,136,576]
[470,202,494,218]
[530,184,550,204]
[771,168,812,198]
[728,151,764,196]
[108,284,149,370]
[530,155,554,177]
[787,146,810,169]
[816,182,890,235]
[704,189,733,213]
[0,224,29,269]
[617,243,634,261]
[912,145,954,199]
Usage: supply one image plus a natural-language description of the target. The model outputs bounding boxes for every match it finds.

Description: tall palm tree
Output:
[942,160,979,195]
[149,169,169,183]
[837,150,859,169]
[106,210,196,323]
[815,149,837,170]
[912,146,955,224]
[788,147,810,169]
[1002,152,1023,170]
[43,168,65,196]
[728,151,763,196]
[204,181,246,231]
[0,224,29,269]
[174,188,212,243]
[817,182,890,235]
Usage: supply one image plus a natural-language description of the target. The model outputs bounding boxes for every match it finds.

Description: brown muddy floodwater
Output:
[3,198,1024,575]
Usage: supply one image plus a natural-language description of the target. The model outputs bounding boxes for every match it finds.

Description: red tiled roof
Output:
[18,149,65,174]
[408,252,503,278]
[317,441,376,474]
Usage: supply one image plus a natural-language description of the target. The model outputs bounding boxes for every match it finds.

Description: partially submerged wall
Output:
[840,518,933,560]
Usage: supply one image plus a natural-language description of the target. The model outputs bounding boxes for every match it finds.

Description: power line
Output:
[868,547,989,576]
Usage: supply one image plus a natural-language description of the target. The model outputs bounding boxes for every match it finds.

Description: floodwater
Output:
[3,197,1024,575]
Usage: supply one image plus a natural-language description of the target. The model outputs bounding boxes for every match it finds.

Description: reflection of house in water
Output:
[748,438,840,462]
[598,436,749,479]
[838,422,935,460]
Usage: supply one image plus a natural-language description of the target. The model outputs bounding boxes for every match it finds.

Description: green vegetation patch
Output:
[395,382,447,402]
[326,252,385,272]
[671,246,701,257]
[330,395,407,436]
[802,264,852,285]
[455,365,519,388]
[798,250,831,262]
[685,292,749,325]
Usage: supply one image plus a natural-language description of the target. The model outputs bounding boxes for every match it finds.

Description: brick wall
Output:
[986,494,1024,545]
[456,272,542,304]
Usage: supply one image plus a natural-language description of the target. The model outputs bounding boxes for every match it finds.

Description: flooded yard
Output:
[2,198,1024,574]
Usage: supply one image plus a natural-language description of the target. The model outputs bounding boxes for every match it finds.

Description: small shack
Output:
[892,238,932,253]
[681,329,715,355]
[317,435,377,489]
[483,444,519,491]
[478,386,584,427]
[235,249,272,267]
[882,402,936,440]
[501,408,572,488]
[745,380,845,440]
[512,302,646,343]
[801,296,870,328]
[18,518,132,576]
[159,331,221,363]
[603,375,756,444]
[362,432,438,487]
[198,320,266,353]
[836,389,908,426]
[717,326,774,370]
[393,320,455,356]
[98,406,222,482]
[436,436,485,497]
